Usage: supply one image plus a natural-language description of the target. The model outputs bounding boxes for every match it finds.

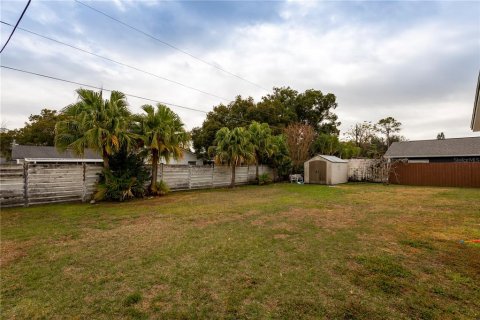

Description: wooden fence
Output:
[0,163,272,207]
[389,162,480,188]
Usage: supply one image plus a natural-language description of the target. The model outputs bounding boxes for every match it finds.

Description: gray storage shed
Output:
[304,155,348,185]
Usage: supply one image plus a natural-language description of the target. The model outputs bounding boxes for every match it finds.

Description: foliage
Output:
[156,180,170,196]
[267,134,292,179]
[55,89,136,170]
[312,133,361,159]
[213,127,255,187]
[258,172,272,185]
[437,132,445,140]
[135,104,189,194]
[94,149,150,202]
[377,117,402,148]
[0,128,16,160]
[284,123,315,172]
[15,109,65,146]
[191,87,339,159]
[248,121,276,181]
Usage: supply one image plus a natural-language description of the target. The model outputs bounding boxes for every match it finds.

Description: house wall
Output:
[159,151,202,165]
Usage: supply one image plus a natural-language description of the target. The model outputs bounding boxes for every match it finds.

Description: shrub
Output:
[258,173,272,185]
[155,180,170,196]
[94,149,150,202]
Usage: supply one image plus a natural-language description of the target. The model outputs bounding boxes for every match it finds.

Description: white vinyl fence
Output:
[0,163,272,207]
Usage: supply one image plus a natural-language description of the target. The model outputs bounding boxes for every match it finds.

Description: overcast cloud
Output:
[1,0,479,140]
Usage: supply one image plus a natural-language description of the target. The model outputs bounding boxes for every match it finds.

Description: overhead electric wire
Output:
[0,21,230,102]
[74,0,269,92]
[1,65,286,131]
[0,0,31,53]
[1,65,206,114]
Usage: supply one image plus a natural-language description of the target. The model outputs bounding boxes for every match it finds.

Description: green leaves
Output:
[214,127,255,166]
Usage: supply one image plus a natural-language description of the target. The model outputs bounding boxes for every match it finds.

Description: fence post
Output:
[211,165,214,188]
[82,163,87,202]
[23,162,29,207]
[188,165,192,189]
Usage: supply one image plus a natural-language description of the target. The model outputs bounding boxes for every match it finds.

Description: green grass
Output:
[1,183,479,319]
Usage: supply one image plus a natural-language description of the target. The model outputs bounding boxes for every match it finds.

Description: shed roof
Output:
[307,155,348,163]
[12,145,102,161]
[384,137,480,158]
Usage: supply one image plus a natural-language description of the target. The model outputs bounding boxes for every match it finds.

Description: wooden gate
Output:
[309,160,326,184]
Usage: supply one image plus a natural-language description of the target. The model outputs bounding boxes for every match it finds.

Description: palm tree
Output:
[248,121,276,182]
[137,104,189,194]
[214,127,254,188]
[55,89,134,170]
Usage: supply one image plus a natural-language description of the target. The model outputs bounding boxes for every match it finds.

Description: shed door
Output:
[309,160,326,184]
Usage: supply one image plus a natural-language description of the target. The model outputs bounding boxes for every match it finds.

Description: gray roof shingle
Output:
[384,137,480,158]
[12,145,102,160]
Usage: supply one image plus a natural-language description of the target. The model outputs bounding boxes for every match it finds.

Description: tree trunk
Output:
[102,148,110,183]
[230,165,236,188]
[150,150,159,194]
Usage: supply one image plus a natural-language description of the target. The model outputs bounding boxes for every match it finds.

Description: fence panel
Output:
[0,164,24,207]
[0,164,273,207]
[389,162,480,188]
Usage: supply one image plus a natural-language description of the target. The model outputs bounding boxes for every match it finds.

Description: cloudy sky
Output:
[1,0,479,140]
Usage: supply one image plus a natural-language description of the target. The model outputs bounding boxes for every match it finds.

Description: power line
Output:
[1,65,206,114]
[0,0,31,53]
[1,65,286,131]
[74,0,269,92]
[0,21,230,102]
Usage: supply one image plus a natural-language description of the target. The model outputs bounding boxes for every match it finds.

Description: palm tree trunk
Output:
[150,150,159,194]
[102,148,110,183]
[230,164,236,188]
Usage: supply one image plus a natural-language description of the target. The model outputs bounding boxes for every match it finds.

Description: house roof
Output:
[12,145,102,162]
[472,71,480,131]
[384,137,480,158]
[307,155,348,163]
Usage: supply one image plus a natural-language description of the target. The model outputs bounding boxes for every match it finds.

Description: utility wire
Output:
[0,0,31,53]
[74,0,269,92]
[0,21,230,102]
[2,65,287,131]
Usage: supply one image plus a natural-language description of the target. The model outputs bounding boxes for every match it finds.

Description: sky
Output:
[1,0,479,141]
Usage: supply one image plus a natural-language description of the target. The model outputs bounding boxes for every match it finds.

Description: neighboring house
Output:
[472,71,480,132]
[384,137,480,163]
[304,155,348,185]
[159,149,203,166]
[12,145,103,164]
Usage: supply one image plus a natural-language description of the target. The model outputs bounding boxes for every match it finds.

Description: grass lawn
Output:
[1,183,479,319]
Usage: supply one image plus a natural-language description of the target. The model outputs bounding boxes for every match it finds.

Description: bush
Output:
[258,173,272,185]
[94,149,150,202]
[155,180,170,196]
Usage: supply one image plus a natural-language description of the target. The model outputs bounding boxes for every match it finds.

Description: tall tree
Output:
[377,117,402,148]
[284,123,315,172]
[55,89,134,170]
[213,127,255,188]
[248,121,276,181]
[15,109,65,146]
[137,104,189,194]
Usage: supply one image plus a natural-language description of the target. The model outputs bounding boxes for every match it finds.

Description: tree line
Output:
[1,86,405,198]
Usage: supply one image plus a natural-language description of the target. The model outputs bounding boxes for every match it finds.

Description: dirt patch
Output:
[0,240,32,267]
[274,234,290,239]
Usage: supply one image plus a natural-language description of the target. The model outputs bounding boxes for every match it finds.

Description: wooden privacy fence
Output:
[0,163,273,207]
[389,162,480,188]
[0,163,102,207]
